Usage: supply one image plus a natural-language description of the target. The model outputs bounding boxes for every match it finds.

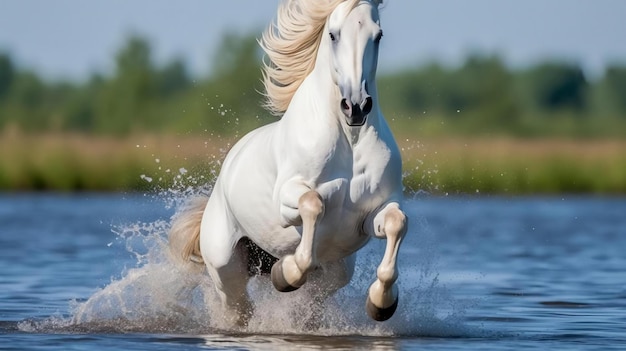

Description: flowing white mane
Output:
[260,0,375,116]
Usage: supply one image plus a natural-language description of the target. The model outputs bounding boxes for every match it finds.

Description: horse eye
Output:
[375,30,383,43]
[329,32,336,42]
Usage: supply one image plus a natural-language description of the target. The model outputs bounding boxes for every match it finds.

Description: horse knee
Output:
[369,203,407,239]
[376,263,398,288]
[277,191,322,228]
[298,191,324,219]
[384,207,407,238]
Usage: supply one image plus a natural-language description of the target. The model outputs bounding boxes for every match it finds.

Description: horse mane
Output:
[260,0,381,116]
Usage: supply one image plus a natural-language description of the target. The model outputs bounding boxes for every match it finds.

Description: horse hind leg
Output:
[365,202,407,321]
[271,190,324,292]
[201,237,254,328]
[200,196,253,328]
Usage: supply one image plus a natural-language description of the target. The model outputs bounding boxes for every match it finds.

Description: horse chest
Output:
[315,136,396,222]
[351,146,391,197]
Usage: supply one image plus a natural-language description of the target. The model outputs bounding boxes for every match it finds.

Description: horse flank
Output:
[260,0,364,116]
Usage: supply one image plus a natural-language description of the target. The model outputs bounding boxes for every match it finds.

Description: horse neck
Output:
[279,41,341,133]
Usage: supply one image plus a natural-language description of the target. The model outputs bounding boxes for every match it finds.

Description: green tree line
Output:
[1,32,625,138]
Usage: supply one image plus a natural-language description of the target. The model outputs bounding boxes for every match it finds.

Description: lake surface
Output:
[1,193,625,350]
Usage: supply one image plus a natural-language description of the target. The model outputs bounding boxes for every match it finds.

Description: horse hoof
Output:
[270,258,302,292]
[366,294,398,321]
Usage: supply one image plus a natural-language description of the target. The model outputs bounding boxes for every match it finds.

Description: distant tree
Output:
[114,35,156,103]
[11,71,44,107]
[212,32,263,80]
[443,55,520,133]
[157,58,190,97]
[0,53,15,100]
[378,55,523,134]
[384,63,448,114]
[601,64,626,116]
[94,35,157,133]
[3,71,46,130]
[203,32,268,133]
[63,74,104,132]
[527,62,588,112]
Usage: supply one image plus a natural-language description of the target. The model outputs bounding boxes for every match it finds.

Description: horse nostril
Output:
[341,98,350,111]
[340,98,351,116]
[362,97,373,115]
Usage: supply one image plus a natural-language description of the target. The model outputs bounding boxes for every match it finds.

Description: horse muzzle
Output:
[341,95,373,127]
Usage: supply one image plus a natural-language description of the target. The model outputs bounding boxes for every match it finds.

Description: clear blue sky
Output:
[1,0,625,81]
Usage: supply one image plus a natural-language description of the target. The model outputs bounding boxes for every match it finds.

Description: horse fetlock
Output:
[367,280,398,307]
[376,264,398,287]
[271,255,307,292]
[294,247,317,272]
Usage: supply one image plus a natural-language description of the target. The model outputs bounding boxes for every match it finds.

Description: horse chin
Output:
[345,115,367,127]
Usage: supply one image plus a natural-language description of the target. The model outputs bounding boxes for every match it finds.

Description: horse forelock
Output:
[261,0,377,117]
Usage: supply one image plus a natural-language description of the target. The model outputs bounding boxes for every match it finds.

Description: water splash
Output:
[18,188,477,337]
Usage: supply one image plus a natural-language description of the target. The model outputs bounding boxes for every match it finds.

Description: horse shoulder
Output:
[275,113,346,178]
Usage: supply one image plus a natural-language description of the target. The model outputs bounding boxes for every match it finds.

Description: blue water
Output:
[1,193,625,350]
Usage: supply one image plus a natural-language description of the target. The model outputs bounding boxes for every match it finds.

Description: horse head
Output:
[327,0,383,127]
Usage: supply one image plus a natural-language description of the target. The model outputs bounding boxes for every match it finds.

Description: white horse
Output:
[169,0,407,327]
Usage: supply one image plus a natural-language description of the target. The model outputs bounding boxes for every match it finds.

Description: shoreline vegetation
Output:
[2,130,624,195]
[1,34,625,194]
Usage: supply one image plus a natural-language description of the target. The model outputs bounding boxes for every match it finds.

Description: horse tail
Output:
[168,196,208,268]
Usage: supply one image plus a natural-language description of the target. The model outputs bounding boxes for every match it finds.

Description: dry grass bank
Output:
[399,138,626,194]
[0,130,229,191]
[1,130,624,194]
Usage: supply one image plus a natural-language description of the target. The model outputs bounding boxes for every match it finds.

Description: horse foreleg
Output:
[364,202,407,321]
[271,190,324,292]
